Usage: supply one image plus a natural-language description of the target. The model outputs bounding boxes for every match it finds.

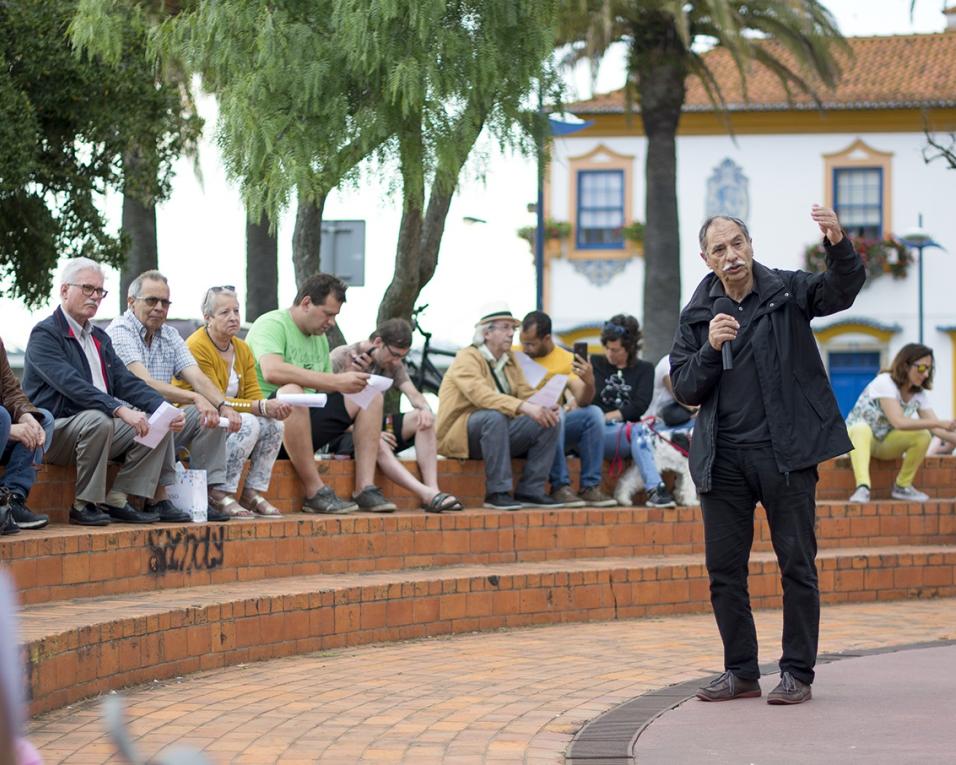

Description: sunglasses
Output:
[68,283,109,299]
[603,322,628,338]
[209,285,236,292]
[913,363,933,374]
[136,296,173,308]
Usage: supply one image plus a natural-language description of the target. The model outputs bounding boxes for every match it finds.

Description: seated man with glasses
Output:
[436,305,561,510]
[23,258,185,525]
[246,273,395,514]
[106,270,242,522]
[330,319,462,513]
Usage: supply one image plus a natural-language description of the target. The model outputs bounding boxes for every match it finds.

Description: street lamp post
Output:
[899,214,943,345]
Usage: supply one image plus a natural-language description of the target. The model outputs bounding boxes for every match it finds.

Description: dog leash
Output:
[641,416,690,458]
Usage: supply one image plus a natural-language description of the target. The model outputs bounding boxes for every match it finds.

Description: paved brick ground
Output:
[27,597,956,764]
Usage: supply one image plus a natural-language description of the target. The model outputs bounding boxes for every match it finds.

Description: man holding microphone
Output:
[670,205,864,705]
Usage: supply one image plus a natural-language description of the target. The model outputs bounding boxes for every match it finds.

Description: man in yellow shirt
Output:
[519,311,616,507]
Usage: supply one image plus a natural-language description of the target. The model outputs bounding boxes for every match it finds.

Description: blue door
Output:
[829,351,881,418]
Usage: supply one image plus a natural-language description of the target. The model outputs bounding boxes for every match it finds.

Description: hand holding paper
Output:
[345,374,393,410]
[133,401,181,449]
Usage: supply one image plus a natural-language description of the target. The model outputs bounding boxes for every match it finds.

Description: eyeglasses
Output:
[913,363,933,374]
[383,344,409,360]
[67,283,108,299]
[209,285,236,292]
[603,321,628,338]
[136,296,173,308]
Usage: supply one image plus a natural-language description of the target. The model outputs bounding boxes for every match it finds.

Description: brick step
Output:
[6,500,955,606]
[816,455,956,499]
[15,455,956,525]
[20,544,956,717]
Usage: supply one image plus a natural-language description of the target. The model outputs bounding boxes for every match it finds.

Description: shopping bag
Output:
[165,462,207,523]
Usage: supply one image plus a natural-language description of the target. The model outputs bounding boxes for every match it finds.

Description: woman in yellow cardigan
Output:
[177,287,292,516]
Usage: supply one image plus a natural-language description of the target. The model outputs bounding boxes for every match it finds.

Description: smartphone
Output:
[573,341,589,361]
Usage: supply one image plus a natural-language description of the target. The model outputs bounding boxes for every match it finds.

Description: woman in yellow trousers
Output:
[845,343,956,503]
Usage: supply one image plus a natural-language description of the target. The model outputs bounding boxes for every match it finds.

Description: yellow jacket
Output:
[174,328,265,412]
[436,345,532,458]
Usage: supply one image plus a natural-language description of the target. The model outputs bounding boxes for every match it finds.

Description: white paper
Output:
[344,373,394,410]
[276,392,328,407]
[133,401,181,449]
[514,351,548,388]
[527,374,568,408]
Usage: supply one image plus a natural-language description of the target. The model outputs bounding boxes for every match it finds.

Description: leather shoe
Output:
[69,504,111,526]
[8,494,49,530]
[767,671,812,705]
[147,499,192,523]
[99,503,160,524]
[206,502,232,522]
[696,671,761,702]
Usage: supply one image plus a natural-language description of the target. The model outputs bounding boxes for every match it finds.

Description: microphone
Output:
[713,297,736,371]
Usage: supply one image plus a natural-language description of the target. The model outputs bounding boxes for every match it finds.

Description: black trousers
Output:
[700,444,819,685]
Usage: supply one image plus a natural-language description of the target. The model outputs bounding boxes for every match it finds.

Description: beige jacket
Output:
[436,345,532,458]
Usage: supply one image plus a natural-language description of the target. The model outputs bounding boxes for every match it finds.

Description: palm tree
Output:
[558,1,847,362]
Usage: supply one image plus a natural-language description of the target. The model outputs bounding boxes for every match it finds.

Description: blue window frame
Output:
[833,168,883,239]
[576,170,625,249]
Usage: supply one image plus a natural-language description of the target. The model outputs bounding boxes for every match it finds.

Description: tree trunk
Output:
[245,210,278,322]
[290,192,345,346]
[377,122,426,325]
[376,111,484,326]
[291,194,326,289]
[633,14,688,364]
[119,195,157,314]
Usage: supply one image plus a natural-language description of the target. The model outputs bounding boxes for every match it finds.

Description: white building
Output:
[546,15,956,418]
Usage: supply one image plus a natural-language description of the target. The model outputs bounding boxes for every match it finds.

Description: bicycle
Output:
[404,304,458,395]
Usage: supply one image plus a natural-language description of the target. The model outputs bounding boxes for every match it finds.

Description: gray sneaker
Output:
[353,485,397,513]
[890,484,929,502]
[302,486,357,514]
[848,485,870,503]
[579,485,618,508]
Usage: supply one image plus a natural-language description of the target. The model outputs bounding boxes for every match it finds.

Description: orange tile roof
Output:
[570,32,956,113]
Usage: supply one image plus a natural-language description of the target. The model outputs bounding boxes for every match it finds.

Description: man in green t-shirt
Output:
[245,273,394,514]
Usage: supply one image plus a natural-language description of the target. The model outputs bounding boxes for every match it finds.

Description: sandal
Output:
[422,492,464,514]
[210,494,255,519]
[239,493,282,517]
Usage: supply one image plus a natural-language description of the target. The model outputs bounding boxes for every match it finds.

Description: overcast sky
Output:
[1,0,948,351]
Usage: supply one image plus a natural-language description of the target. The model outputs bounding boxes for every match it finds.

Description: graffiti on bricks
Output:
[147,526,225,575]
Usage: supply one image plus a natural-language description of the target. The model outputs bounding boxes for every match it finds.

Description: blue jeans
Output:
[0,408,55,499]
[550,405,605,490]
[603,421,663,489]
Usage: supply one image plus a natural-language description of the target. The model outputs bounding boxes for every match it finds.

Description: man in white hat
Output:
[436,305,561,510]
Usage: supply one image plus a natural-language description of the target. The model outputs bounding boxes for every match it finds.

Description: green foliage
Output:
[96,0,559,222]
[517,220,574,247]
[0,0,201,306]
[804,236,912,283]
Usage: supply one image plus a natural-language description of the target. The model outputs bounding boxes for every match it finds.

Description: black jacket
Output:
[670,237,865,493]
[22,307,165,419]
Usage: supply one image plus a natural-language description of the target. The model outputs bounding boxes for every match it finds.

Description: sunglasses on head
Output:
[603,322,628,338]
[210,285,236,292]
[913,363,933,374]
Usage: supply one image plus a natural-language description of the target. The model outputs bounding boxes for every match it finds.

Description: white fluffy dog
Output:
[613,431,698,507]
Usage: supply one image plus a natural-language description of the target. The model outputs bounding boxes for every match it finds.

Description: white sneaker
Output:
[890,484,929,502]
[848,485,870,503]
